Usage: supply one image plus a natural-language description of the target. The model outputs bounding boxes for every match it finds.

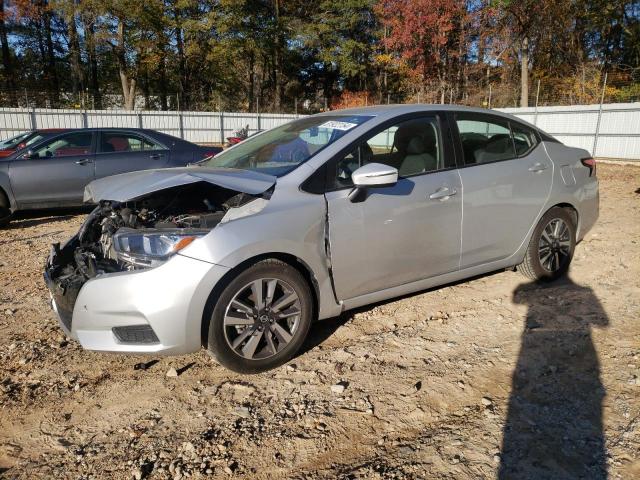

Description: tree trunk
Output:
[43,6,59,107]
[173,8,188,110]
[248,51,255,112]
[0,0,16,105]
[84,20,101,109]
[272,0,283,112]
[65,4,83,98]
[157,47,168,111]
[520,36,529,108]
[116,20,135,110]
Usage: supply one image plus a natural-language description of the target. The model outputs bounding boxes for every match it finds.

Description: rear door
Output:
[452,112,553,268]
[94,130,170,179]
[324,113,462,300]
[8,131,95,207]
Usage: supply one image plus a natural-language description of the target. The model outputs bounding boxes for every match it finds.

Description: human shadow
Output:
[498,277,609,479]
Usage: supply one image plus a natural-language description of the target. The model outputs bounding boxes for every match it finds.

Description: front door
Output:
[9,131,95,207]
[324,114,462,301]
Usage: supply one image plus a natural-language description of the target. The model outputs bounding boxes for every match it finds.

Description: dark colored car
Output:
[0,128,222,226]
[0,129,70,158]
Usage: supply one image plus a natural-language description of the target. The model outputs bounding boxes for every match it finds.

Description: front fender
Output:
[179,191,342,320]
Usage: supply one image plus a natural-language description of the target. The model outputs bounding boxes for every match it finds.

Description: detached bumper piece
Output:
[112,325,160,345]
[44,240,83,337]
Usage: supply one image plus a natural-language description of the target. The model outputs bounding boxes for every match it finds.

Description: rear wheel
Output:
[518,207,576,281]
[207,259,312,373]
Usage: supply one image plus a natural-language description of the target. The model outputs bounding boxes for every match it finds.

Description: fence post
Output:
[30,107,37,130]
[256,97,261,131]
[178,111,184,139]
[138,112,143,129]
[82,110,88,128]
[592,72,607,157]
[219,111,224,144]
[534,79,541,125]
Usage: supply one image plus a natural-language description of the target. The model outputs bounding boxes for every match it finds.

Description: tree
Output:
[0,0,16,103]
[377,0,468,103]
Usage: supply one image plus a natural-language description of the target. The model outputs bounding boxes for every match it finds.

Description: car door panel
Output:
[8,131,95,207]
[455,116,553,268]
[94,131,170,179]
[326,169,462,301]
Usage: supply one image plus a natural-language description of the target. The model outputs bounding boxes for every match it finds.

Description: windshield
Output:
[199,115,372,176]
[0,132,32,150]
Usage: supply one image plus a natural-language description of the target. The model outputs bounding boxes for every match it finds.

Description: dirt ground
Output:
[0,163,638,479]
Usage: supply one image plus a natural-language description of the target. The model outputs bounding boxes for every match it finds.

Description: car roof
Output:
[32,127,163,134]
[317,103,536,127]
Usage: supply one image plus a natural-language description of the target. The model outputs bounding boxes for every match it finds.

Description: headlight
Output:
[113,229,207,268]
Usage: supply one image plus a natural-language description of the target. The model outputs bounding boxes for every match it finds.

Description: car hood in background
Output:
[84,167,276,202]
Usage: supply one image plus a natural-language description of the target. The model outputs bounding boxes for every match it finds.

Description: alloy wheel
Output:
[538,218,571,272]
[222,278,302,360]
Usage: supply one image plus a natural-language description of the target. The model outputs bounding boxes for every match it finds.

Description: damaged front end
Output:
[44,178,271,337]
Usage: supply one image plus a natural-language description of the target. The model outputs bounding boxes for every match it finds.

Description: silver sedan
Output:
[44,105,599,373]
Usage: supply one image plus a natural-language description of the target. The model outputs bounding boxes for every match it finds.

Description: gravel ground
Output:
[0,163,639,479]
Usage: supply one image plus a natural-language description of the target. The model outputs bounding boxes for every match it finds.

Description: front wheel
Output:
[518,207,576,281]
[207,259,313,373]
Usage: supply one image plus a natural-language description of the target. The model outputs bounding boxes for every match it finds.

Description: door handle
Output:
[429,187,457,201]
[75,158,93,165]
[529,162,548,172]
[149,153,164,160]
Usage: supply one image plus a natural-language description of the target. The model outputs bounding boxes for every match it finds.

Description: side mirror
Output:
[21,149,36,159]
[349,163,398,202]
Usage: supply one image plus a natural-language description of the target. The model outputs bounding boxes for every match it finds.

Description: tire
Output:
[518,207,576,281]
[0,192,11,228]
[207,259,313,374]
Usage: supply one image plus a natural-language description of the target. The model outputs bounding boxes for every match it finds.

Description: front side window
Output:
[23,133,46,148]
[331,116,443,190]
[456,115,515,165]
[199,115,372,177]
[30,132,92,158]
[100,132,163,153]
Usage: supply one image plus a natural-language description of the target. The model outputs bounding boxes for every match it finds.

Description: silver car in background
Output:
[44,105,599,373]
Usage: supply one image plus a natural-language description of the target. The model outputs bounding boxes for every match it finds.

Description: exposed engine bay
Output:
[44,183,267,323]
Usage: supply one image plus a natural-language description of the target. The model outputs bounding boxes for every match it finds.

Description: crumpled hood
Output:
[84,167,276,202]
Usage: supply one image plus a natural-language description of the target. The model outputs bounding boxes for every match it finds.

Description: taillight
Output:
[581,157,596,177]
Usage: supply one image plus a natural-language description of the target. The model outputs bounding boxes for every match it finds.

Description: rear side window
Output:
[455,116,514,165]
[100,132,163,153]
[511,122,538,156]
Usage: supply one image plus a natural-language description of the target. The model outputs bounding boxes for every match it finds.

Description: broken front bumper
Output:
[44,245,230,355]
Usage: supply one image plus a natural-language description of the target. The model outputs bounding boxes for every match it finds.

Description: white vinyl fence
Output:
[0,108,300,145]
[1,102,639,159]
[498,102,640,160]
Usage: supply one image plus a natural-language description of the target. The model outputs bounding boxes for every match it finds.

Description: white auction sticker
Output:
[319,120,358,131]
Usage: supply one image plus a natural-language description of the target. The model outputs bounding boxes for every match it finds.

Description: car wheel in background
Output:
[518,207,576,281]
[207,259,313,373]
[0,192,11,228]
